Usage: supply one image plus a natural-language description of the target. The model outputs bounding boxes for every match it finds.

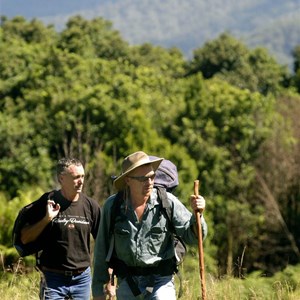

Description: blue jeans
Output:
[40,267,91,300]
[116,274,176,300]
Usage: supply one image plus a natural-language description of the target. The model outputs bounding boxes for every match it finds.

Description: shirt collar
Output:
[147,188,160,210]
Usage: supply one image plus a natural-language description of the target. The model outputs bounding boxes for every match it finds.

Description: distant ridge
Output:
[1,0,300,68]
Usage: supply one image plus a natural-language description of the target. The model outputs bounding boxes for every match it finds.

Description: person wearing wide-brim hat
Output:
[92,151,207,300]
[113,151,164,191]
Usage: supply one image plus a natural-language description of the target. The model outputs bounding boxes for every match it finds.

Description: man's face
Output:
[126,164,155,198]
[59,164,85,194]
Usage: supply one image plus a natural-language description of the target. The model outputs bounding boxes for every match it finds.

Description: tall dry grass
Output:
[1,257,300,299]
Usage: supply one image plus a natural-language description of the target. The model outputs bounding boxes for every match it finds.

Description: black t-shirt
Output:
[29,190,101,270]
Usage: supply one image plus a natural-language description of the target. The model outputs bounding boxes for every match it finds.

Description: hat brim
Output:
[114,157,163,191]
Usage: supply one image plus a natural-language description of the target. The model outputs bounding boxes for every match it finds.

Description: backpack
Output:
[150,156,186,267]
[12,191,54,258]
[156,187,187,267]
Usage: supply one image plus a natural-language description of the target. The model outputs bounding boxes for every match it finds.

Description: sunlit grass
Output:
[0,269,40,300]
[1,256,300,299]
[176,255,300,300]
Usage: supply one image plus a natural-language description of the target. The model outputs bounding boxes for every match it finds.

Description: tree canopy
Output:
[1,16,300,277]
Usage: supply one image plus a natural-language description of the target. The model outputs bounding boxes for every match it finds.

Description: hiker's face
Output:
[59,164,85,195]
[126,164,155,198]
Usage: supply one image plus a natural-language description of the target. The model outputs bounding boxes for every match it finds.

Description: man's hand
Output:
[93,280,116,300]
[190,195,206,213]
[20,198,61,244]
[46,200,60,221]
[105,279,116,299]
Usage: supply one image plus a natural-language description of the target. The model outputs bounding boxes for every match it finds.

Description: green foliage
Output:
[130,43,186,77]
[59,15,129,59]
[1,16,56,44]
[0,110,53,196]
[0,187,44,247]
[253,91,300,272]
[166,74,275,272]
[190,33,249,78]
[292,45,300,92]
[1,15,300,277]
[213,196,265,275]
[292,45,300,73]
[188,33,289,95]
[170,75,274,197]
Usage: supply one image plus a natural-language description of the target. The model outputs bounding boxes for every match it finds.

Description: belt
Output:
[111,258,175,277]
[128,259,174,276]
[41,266,88,276]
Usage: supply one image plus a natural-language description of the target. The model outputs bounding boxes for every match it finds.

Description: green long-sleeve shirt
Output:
[92,188,207,297]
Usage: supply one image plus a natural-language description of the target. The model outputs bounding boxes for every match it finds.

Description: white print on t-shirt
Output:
[53,216,90,226]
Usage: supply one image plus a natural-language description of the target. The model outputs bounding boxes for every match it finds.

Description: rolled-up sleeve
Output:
[168,193,208,244]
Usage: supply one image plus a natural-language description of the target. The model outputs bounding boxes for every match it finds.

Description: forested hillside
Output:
[1,0,300,67]
[1,15,300,279]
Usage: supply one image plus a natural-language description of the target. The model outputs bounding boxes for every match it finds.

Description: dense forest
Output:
[1,15,300,279]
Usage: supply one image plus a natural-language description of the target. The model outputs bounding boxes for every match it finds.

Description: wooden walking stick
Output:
[194,180,206,300]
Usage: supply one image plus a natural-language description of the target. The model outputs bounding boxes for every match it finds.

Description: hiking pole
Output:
[194,180,207,300]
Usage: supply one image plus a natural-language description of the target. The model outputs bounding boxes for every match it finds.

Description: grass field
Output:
[1,256,300,299]
[0,266,300,300]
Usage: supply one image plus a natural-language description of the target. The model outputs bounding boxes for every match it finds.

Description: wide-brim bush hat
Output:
[114,151,163,191]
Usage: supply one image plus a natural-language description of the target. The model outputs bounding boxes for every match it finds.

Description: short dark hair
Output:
[56,158,83,178]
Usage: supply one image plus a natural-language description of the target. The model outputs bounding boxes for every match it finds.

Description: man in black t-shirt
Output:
[21,158,101,300]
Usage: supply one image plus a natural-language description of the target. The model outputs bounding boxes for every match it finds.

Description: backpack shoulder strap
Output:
[156,187,186,298]
[106,191,124,263]
[109,191,124,234]
[156,186,175,232]
[156,186,168,206]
